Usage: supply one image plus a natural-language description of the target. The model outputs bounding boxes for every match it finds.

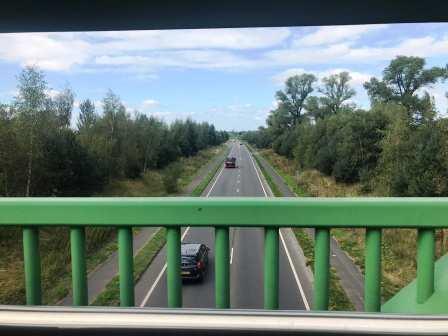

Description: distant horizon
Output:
[0,23,447,131]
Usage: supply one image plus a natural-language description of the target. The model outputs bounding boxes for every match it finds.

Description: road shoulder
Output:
[246,144,314,308]
[248,144,364,311]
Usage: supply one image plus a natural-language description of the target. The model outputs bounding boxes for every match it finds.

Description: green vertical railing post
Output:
[70,227,88,306]
[215,227,230,308]
[23,227,42,305]
[118,227,134,307]
[264,227,279,309]
[314,228,330,310]
[365,228,382,312]
[167,227,182,308]
[417,228,435,304]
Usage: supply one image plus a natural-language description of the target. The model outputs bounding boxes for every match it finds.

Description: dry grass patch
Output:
[257,148,448,302]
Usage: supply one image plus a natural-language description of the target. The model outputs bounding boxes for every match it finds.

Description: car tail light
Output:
[197,261,204,269]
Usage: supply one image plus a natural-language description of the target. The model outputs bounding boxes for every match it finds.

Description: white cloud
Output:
[88,28,291,51]
[345,36,448,62]
[272,68,306,84]
[95,50,255,70]
[273,68,372,87]
[423,84,448,116]
[45,89,61,99]
[294,24,387,47]
[0,33,90,71]
[267,35,448,67]
[0,28,290,72]
[141,99,159,110]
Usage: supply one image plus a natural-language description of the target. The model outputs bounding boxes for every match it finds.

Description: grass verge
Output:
[292,228,355,311]
[90,145,229,305]
[248,146,354,310]
[191,146,230,196]
[92,228,166,306]
[0,145,225,305]
[255,147,432,303]
[252,154,282,197]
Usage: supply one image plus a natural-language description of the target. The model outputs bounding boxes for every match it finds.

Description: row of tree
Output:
[243,56,448,196]
[0,66,228,196]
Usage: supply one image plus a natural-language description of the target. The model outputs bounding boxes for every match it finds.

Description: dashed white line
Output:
[139,227,191,307]
[230,247,234,264]
[141,145,234,307]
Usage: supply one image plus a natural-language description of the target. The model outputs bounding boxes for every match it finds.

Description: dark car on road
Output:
[225,156,237,168]
[181,243,209,281]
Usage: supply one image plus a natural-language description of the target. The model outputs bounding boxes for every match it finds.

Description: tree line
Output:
[0,66,228,196]
[243,56,448,196]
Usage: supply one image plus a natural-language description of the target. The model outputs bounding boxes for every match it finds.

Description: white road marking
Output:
[205,164,225,197]
[139,227,191,307]
[279,230,310,310]
[236,188,240,193]
[246,146,268,197]
[230,247,234,264]
[140,145,234,307]
[246,144,310,310]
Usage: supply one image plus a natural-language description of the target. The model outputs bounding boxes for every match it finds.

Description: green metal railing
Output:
[0,197,443,311]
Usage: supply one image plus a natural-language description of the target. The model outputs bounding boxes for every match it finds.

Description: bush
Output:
[162,162,182,194]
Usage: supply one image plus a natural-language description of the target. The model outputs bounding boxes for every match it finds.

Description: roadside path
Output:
[251,148,365,311]
[61,145,229,305]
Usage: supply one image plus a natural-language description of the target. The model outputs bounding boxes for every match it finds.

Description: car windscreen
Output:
[181,256,196,263]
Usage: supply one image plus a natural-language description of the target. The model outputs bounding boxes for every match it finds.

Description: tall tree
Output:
[319,71,356,114]
[53,86,74,128]
[77,99,97,131]
[276,74,317,125]
[364,56,447,120]
[14,66,49,196]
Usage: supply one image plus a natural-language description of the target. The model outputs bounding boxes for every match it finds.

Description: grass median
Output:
[92,228,166,306]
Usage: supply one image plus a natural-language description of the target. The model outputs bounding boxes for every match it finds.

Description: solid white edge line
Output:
[140,144,233,307]
[247,144,310,310]
[139,227,191,307]
[279,230,310,310]
[206,164,225,197]
[246,146,267,197]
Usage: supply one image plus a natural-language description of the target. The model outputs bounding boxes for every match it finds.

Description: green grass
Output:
[252,154,282,197]
[256,148,307,196]
[255,148,426,304]
[0,145,226,305]
[91,146,229,305]
[92,228,167,306]
[292,228,355,311]
[248,145,354,310]
[191,147,230,197]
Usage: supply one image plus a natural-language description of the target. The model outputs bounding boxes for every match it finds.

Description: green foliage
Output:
[364,56,446,122]
[162,162,182,194]
[275,73,317,125]
[244,58,448,194]
[375,111,448,196]
[0,66,228,197]
[318,71,356,115]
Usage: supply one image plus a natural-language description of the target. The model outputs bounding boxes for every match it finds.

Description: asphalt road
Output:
[135,142,309,309]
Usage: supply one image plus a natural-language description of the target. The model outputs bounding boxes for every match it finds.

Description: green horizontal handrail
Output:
[1,197,448,227]
[0,197,441,313]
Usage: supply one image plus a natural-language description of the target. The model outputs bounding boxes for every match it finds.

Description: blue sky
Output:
[0,23,447,131]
